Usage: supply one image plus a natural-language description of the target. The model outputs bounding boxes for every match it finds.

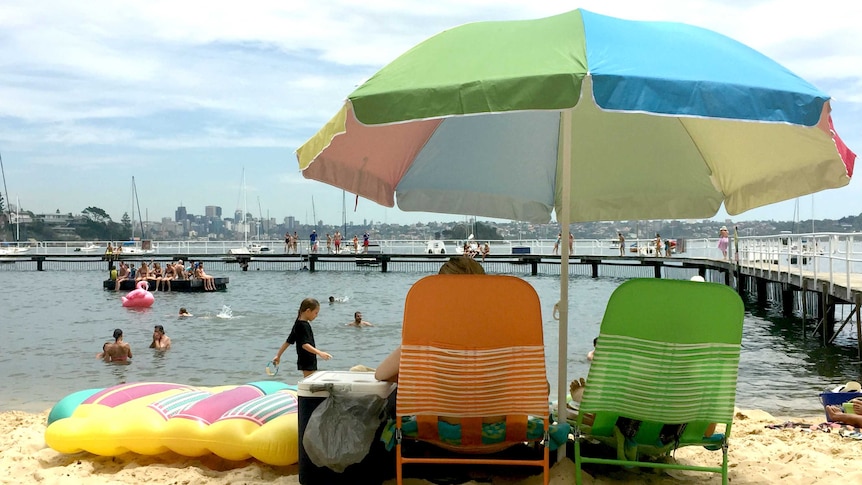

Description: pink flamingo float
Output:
[122,280,155,308]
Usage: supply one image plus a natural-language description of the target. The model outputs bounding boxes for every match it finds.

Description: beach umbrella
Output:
[296,9,856,418]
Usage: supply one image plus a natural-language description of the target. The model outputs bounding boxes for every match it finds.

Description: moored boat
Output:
[0,245,29,255]
[75,243,102,252]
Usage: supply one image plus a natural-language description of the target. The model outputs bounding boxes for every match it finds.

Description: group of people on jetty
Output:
[462,240,490,261]
[110,259,217,291]
[284,230,372,254]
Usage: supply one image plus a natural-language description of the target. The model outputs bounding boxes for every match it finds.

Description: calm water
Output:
[1,269,860,417]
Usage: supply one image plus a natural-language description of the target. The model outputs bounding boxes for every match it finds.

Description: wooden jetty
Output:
[2,250,860,356]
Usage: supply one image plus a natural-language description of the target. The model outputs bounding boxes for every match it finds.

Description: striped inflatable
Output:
[45,381,300,465]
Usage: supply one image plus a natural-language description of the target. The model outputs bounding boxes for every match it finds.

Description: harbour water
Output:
[1,268,860,417]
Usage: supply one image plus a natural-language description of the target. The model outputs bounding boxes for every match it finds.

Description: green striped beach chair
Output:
[572,278,743,485]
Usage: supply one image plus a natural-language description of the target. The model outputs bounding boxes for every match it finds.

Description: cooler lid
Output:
[297,371,396,398]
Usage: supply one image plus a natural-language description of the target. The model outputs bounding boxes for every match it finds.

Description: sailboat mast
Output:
[132,177,145,239]
[257,196,264,239]
[130,178,135,240]
[811,195,815,233]
[312,195,317,231]
[0,150,14,242]
[242,168,248,244]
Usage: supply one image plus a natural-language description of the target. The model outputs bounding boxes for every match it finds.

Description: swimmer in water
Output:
[97,328,132,362]
[179,307,192,317]
[346,311,373,327]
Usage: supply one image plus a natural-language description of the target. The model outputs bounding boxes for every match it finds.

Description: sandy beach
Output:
[2,408,859,485]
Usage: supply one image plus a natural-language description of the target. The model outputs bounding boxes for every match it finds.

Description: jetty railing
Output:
[5,232,862,294]
[737,232,862,302]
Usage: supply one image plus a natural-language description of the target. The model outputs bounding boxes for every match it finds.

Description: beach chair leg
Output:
[543,444,550,485]
[574,438,583,485]
[396,442,403,485]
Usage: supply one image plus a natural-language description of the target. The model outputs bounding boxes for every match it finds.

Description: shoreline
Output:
[4,408,860,485]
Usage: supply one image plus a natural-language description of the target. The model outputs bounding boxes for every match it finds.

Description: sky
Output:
[0,0,860,227]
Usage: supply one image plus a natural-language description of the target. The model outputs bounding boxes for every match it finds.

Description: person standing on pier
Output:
[553,233,560,255]
[326,233,332,253]
[310,230,318,253]
[334,231,342,253]
[655,233,663,257]
[363,231,370,254]
[353,235,360,254]
[718,226,730,259]
[284,232,290,253]
[617,232,625,257]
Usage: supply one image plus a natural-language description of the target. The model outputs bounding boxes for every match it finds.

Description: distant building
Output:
[205,205,222,218]
[175,206,187,222]
[39,213,74,225]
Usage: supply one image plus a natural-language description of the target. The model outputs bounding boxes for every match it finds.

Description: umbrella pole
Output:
[557,108,573,461]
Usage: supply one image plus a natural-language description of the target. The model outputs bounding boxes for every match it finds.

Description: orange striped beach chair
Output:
[395,274,550,485]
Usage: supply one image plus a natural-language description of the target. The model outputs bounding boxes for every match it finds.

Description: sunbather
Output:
[825,399,862,427]
[568,376,718,438]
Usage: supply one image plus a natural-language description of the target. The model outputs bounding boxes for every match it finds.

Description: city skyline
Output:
[0,1,859,225]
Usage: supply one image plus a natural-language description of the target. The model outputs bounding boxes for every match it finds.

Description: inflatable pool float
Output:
[121,280,155,308]
[45,381,299,465]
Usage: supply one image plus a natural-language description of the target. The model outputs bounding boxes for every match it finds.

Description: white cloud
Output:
[0,0,859,225]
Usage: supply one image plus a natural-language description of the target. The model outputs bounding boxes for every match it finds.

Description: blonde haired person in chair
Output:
[375,256,484,383]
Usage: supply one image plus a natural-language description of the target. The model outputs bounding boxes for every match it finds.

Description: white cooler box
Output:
[297,371,396,485]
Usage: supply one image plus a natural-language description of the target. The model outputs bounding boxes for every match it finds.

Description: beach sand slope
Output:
[2,409,860,485]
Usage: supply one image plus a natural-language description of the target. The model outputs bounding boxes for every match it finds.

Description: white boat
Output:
[75,243,102,253]
[229,169,272,256]
[229,243,271,256]
[0,245,29,255]
[249,242,271,253]
[119,241,154,255]
[119,176,154,254]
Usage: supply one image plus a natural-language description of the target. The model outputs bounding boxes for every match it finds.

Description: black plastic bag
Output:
[303,385,388,473]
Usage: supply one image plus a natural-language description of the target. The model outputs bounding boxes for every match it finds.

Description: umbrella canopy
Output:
[298,9,855,223]
[296,8,856,420]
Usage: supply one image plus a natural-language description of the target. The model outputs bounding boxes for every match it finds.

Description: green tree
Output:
[82,206,112,224]
[442,221,501,241]
[120,212,131,239]
[73,207,119,240]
